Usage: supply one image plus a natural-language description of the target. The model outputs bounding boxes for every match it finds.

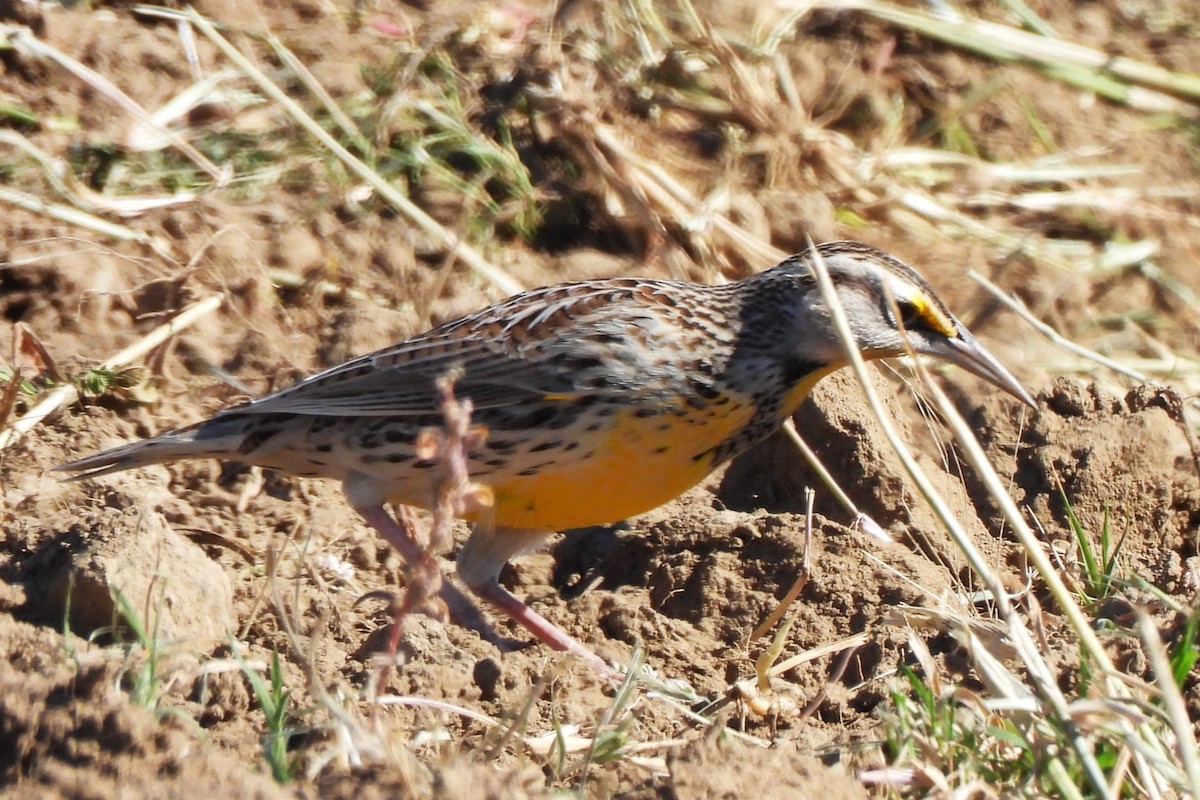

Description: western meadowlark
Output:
[59,241,1034,671]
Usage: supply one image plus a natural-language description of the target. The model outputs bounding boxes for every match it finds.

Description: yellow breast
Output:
[482,397,758,531]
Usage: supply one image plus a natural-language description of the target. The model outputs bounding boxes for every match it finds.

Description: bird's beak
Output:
[923,328,1037,409]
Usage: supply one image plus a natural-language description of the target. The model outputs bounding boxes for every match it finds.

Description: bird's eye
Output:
[894,298,925,330]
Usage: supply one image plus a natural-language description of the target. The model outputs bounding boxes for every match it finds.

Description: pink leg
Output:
[355,503,616,677]
[354,503,517,649]
[457,524,615,677]
[468,577,612,676]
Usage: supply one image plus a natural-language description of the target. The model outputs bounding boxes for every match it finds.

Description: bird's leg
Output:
[468,578,612,675]
[353,503,515,649]
[458,524,613,676]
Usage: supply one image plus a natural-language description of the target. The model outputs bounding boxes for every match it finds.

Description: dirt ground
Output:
[2,1,1200,797]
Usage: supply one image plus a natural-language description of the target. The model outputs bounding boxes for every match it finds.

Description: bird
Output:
[59,240,1035,673]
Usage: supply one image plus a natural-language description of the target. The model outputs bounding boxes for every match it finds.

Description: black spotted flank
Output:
[238,425,285,455]
[384,428,412,444]
[309,417,338,433]
[546,412,579,431]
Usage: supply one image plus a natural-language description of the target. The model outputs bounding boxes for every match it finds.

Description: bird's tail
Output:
[56,416,249,480]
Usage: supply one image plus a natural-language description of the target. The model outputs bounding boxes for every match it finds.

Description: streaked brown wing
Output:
[220,280,681,418]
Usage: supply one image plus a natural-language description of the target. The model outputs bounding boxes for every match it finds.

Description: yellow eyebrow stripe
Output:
[911,295,957,338]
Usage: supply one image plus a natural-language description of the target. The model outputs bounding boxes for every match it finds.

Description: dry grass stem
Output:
[748,489,812,647]
[0,293,224,450]
[380,373,491,690]
[968,269,1149,383]
[181,8,524,298]
[813,0,1200,113]
[781,418,889,543]
[0,186,155,244]
[0,130,195,216]
[807,240,1126,796]
[3,24,227,180]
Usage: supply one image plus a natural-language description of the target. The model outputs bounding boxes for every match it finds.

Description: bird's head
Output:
[760,241,1036,407]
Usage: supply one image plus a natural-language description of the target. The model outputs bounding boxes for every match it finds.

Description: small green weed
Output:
[886,666,1034,790]
[1169,608,1200,690]
[882,664,1130,796]
[1059,488,1127,601]
[110,586,167,712]
[242,650,295,784]
[74,365,157,404]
